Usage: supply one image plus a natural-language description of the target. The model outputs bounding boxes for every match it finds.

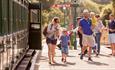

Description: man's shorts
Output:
[82,34,95,47]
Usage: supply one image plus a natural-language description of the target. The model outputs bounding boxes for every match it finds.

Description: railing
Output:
[0,29,29,70]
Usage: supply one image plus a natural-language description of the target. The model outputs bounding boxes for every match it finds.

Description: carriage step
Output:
[15,49,35,70]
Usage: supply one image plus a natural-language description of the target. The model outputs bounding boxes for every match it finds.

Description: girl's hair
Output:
[95,14,100,18]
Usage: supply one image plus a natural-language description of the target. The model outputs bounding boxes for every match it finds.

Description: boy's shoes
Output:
[61,58,64,62]
[88,57,93,61]
[80,54,84,60]
[64,59,67,63]
[62,58,66,63]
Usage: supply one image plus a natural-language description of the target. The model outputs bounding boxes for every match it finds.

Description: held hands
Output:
[109,29,115,32]
[104,27,115,32]
[55,29,60,38]
[68,41,71,46]
[103,27,109,31]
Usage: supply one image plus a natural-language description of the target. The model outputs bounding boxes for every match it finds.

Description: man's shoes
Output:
[96,53,99,56]
[80,54,84,60]
[49,61,51,64]
[88,57,93,61]
[84,50,87,55]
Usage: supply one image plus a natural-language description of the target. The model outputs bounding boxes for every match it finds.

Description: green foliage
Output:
[92,0,111,4]
[39,0,55,10]
[42,8,64,25]
[41,0,71,26]
[112,0,115,16]
[70,32,75,46]
[81,0,101,13]
[42,10,49,25]
[48,8,64,20]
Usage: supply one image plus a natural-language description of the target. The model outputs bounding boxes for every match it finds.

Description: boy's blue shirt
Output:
[60,35,70,46]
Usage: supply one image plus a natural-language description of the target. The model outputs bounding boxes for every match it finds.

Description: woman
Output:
[46,17,60,64]
[94,14,104,54]
[108,14,115,56]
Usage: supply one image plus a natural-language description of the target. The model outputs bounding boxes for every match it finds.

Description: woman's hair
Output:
[52,17,59,23]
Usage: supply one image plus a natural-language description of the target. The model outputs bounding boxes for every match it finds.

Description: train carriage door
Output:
[28,3,42,50]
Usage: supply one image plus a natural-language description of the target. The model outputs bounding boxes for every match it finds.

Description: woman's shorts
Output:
[46,38,57,45]
[61,45,68,54]
[109,33,115,44]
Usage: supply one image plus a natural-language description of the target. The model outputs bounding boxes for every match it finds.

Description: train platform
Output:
[30,40,115,70]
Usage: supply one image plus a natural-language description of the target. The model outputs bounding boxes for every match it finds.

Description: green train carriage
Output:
[0,0,30,69]
[0,0,41,69]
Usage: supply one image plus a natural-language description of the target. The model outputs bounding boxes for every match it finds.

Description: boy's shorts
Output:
[61,45,68,54]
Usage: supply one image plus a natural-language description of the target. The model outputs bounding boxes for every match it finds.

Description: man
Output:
[79,9,95,61]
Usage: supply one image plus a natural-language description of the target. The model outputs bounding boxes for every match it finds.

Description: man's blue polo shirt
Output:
[79,18,93,35]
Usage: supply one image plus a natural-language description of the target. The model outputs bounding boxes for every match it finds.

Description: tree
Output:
[113,0,115,16]
[92,0,111,4]
[39,0,71,27]
[39,0,55,10]
[48,8,64,21]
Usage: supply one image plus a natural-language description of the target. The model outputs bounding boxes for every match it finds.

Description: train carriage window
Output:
[31,24,40,29]
[30,10,38,23]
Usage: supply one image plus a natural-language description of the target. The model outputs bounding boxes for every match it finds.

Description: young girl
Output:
[60,28,70,63]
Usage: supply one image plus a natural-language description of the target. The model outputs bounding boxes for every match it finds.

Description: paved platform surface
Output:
[30,40,115,70]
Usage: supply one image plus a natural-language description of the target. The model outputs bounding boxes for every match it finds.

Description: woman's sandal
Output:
[49,61,51,64]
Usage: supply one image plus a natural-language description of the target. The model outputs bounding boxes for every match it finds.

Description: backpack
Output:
[43,24,53,37]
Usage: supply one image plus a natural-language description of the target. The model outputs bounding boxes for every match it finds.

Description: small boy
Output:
[60,28,70,63]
